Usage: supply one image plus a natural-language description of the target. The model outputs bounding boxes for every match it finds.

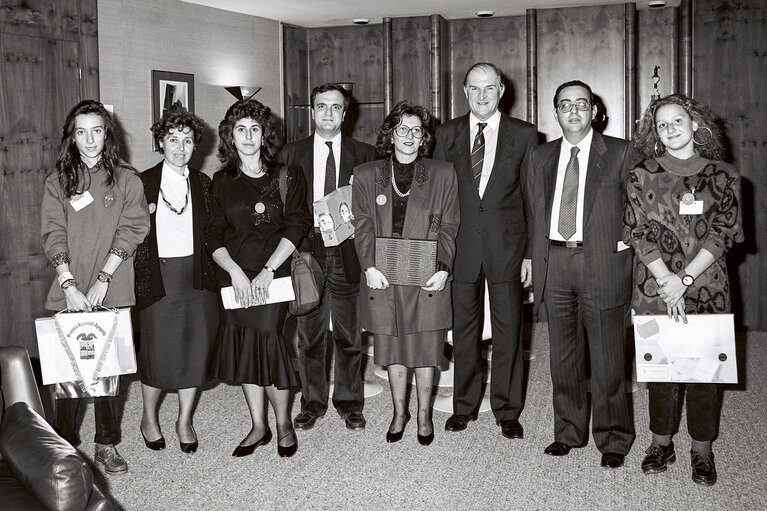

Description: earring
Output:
[654,140,665,157]
[693,126,713,146]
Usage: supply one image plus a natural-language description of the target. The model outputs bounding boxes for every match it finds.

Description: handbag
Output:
[278,166,325,316]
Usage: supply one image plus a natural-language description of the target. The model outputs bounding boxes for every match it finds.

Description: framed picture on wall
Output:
[151,70,195,130]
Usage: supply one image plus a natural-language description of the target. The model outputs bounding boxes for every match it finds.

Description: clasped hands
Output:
[365,267,450,292]
[656,273,688,324]
[231,267,274,306]
[64,282,109,312]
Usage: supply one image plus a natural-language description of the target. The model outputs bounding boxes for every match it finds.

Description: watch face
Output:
[682,275,694,286]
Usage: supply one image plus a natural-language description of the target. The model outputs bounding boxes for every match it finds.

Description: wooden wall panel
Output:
[692,0,767,330]
[448,16,527,121]
[637,7,677,116]
[77,0,98,100]
[0,0,79,41]
[391,16,430,110]
[536,4,625,142]
[283,25,310,142]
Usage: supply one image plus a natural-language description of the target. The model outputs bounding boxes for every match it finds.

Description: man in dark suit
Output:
[527,80,635,468]
[277,83,377,431]
[433,62,537,439]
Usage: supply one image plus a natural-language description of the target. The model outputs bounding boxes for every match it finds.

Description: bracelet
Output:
[58,272,74,286]
[61,280,78,295]
[264,265,275,273]
[97,270,113,283]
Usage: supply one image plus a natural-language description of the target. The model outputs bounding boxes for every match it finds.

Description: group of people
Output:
[40,60,742,488]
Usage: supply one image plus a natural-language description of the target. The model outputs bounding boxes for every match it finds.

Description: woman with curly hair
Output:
[134,106,218,454]
[205,100,311,457]
[41,99,150,473]
[624,93,744,486]
[353,100,459,445]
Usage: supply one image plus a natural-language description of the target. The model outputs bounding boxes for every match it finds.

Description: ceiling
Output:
[177,0,680,28]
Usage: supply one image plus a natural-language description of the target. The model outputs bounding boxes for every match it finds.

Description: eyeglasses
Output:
[556,99,591,113]
[394,125,424,138]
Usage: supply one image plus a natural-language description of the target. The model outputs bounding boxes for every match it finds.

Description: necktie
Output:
[324,141,336,196]
[558,146,580,240]
[471,122,487,192]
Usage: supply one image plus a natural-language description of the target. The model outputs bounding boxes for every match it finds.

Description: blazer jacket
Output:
[134,162,216,310]
[277,134,377,283]
[433,113,538,284]
[353,157,460,336]
[527,131,634,313]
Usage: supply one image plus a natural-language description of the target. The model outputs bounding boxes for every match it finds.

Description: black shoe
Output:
[642,442,676,474]
[277,427,298,458]
[386,413,411,443]
[544,441,572,456]
[177,423,198,454]
[417,419,434,446]
[232,428,272,457]
[500,420,524,439]
[140,426,166,451]
[339,410,366,430]
[293,410,323,430]
[444,414,476,432]
[601,452,625,469]
[691,450,717,486]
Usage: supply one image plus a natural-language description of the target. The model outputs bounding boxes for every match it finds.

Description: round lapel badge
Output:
[148,202,156,214]
[255,202,266,214]
[103,192,116,208]
[376,194,387,206]
[681,192,695,205]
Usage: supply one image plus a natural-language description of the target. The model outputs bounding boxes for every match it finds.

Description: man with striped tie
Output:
[527,80,635,468]
[433,62,537,440]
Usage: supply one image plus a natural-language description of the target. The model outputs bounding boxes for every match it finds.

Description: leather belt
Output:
[550,239,583,248]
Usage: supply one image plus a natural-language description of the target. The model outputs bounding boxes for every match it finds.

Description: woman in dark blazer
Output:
[353,101,459,445]
[134,107,218,454]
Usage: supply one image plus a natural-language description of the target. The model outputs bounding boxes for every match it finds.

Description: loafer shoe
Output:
[232,428,272,457]
[444,414,476,432]
[691,450,717,486]
[641,442,676,474]
[95,443,128,474]
[500,420,524,439]
[544,441,572,456]
[601,452,625,469]
[340,410,366,430]
[293,411,323,430]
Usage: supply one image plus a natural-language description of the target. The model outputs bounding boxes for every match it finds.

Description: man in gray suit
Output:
[527,80,635,468]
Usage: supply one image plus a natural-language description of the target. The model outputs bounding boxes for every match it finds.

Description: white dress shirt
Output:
[469,110,501,198]
[157,162,194,257]
[548,128,594,243]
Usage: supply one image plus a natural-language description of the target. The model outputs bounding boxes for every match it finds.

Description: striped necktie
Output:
[471,122,487,192]
[557,146,580,240]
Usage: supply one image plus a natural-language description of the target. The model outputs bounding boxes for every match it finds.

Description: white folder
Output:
[220,276,295,310]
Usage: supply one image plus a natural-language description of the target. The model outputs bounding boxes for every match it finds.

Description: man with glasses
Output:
[433,62,537,440]
[527,80,635,468]
[278,83,376,431]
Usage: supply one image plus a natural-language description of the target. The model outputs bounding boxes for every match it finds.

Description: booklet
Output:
[220,276,295,309]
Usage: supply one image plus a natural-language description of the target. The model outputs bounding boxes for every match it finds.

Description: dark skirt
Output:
[210,300,298,389]
[138,256,218,389]
[374,329,446,367]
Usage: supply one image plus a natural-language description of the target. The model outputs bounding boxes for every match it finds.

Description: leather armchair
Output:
[0,346,113,511]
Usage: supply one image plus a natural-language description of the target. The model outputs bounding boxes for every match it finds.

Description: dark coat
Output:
[352,157,460,336]
[134,162,216,310]
[433,113,538,284]
[277,134,377,283]
[527,131,634,313]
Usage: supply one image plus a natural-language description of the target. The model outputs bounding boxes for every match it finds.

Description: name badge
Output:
[69,191,94,211]
[679,200,703,215]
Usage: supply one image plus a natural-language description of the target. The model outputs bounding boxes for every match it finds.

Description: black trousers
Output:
[55,395,120,445]
[452,267,524,422]
[648,382,722,442]
[297,238,363,415]
[543,245,635,454]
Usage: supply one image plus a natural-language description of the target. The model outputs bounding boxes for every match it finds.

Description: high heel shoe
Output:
[177,423,198,454]
[141,426,166,451]
[277,426,298,458]
[386,412,411,443]
[232,428,272,457]
[417,419,434,446]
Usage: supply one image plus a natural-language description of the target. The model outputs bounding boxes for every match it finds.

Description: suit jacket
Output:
[277,134,377,283]
[433,113,538,283]
[527,131,633,312]
[353,157,460,336]
[134,162,216,310]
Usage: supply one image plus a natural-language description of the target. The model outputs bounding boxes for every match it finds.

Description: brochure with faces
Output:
[633,313,737,383]
[220,276,295,309]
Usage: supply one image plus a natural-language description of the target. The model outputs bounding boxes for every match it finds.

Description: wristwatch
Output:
[679,272,695,286]
[264,265,275,273]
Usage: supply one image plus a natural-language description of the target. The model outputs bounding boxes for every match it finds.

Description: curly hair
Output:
[376,100,433,158]
[53,99,129,198]
[151,106,204,151]
[633,93,726,161]
[217,99,280,178]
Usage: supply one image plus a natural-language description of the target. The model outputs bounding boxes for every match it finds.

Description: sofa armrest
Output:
[0,402,93,511]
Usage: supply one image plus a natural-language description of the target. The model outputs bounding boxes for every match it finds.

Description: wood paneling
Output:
[283,25,310,142]
[77,0,98,100]
[0,0,79,41]
[637,7,677,116]
[692,0,767,330]
[391,16,430,110]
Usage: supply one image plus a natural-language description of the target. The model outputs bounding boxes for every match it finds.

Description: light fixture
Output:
[352,18,370,25]
[336,82,355,93]
[648,1,667,7]
[225,86,262,101]
[476,11,494,18]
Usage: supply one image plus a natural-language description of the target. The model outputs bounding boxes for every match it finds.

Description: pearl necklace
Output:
[391,160,410,198]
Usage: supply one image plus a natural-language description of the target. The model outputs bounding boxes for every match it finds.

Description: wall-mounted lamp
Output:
[476,11,494,18]
[352,18,370,25]
[225,86,262,101]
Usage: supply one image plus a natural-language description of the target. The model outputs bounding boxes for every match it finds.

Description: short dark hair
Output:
[376,100,433,157]
[463,62,504,87]
[150,106,204,152]
[553,80,594,108]
[310,83,351,112]
[216,99,280,178]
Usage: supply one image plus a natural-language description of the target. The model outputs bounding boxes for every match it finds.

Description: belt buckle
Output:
[565,241,579,248]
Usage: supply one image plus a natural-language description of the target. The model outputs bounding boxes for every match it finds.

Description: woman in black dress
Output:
[625,94,743,485]
[206,100,311,457]
[135,107,218,454]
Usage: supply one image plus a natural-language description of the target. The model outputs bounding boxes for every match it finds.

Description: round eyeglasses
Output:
[556,99,591,113]
[394,125,424,138]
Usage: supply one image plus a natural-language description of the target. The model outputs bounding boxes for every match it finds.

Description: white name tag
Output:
[617,240,631,252]
[69,191,94,211]
[679,200,703,215]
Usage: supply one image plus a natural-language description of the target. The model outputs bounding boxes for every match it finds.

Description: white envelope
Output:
[633,314,737,383]
[220,276,295,310]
